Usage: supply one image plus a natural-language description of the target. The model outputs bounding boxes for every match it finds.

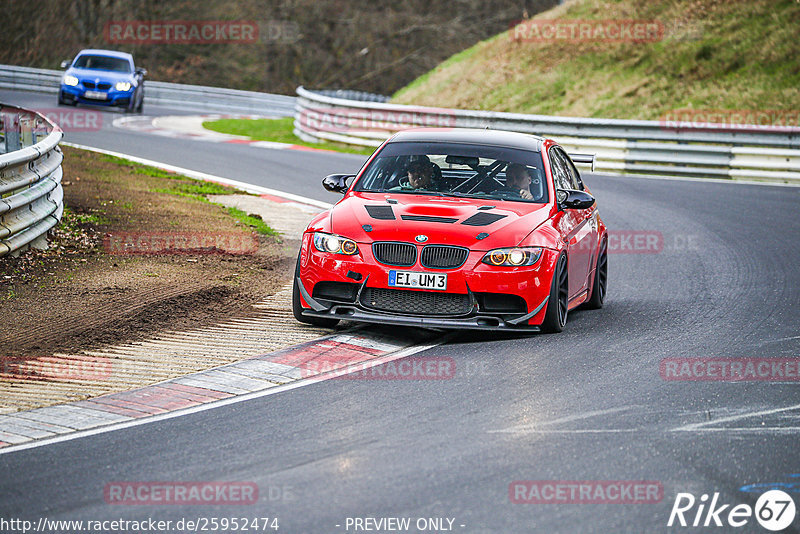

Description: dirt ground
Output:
[0,146,296,358]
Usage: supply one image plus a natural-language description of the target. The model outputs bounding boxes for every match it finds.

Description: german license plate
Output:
[388,270,447,291]
[84,90,107,100]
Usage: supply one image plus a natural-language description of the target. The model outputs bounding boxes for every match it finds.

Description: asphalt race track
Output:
[2,89,799,533]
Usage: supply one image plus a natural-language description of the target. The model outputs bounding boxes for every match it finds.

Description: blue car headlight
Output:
[63,75,79,87]
[115,81,132,91]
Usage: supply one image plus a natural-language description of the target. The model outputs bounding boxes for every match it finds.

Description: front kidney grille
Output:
[361,287,473,316]
[421,245,469,269]
[372,242,416,267]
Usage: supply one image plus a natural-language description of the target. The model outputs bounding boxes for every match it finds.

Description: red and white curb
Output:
[0,329,447,454]
[112,114,337,153]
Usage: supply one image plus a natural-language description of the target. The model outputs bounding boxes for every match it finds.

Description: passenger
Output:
[497,163,534,199]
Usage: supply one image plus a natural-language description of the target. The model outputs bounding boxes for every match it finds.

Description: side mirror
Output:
[135,68,148,77]
[559,189,595,210]
[322,174,354,194]
[60,60,70,69]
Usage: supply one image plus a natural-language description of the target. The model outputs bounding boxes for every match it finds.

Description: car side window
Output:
[548,148,571,192]
[556,148,583,190]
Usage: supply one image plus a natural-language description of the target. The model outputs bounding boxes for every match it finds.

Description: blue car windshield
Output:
[354,141,548,203]
[73,55,131,73]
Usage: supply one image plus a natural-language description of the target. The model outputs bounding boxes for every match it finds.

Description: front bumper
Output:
[297,234,557,331]
[60,85,134,107]
[298,277,547,332]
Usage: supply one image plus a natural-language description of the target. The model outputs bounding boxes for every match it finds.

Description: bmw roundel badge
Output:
[415,235,428,243]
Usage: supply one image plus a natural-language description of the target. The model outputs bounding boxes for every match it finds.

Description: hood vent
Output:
[461,212,507,226]
[365,205,396,220]
[400,215,458,224]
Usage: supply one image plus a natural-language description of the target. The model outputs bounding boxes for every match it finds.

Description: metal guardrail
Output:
[312,89,389,103]
[294,86,800,183]
[0,64,297,116]
[0,104,64,257]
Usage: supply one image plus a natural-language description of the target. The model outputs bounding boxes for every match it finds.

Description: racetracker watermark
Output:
[660,358,800,382]
[510,480,663,504]
[660,109,800,133]
[296,107,456,134]
[0,356,112,381]
[607,230,663,254]
[510,19,664,43]
[301,356,457,380]
[103,232,258,255]
[104,21,258,45]
[32,109,103,133]
[104,482,259,505]
[601,231,699,254]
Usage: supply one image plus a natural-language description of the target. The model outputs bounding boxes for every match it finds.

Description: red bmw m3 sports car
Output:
[293,129,608,333]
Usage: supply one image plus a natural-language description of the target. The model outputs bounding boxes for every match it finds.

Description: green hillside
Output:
[392,0,800,120]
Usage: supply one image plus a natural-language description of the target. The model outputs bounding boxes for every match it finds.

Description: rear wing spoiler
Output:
[568,153,595,172]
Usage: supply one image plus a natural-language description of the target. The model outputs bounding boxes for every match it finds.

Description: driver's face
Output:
[408,168,432,188]
[508,169,531,188]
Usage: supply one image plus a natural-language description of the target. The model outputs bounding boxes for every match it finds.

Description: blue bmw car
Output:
[58,49,146,113]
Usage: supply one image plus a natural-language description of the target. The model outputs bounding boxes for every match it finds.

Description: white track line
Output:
[671,403,800,432]
[487,406,637,434]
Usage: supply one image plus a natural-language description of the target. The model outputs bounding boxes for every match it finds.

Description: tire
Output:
[57,92,75,106]
[540,253,569,334]
[292,253,339,328]
[584,238,608,310]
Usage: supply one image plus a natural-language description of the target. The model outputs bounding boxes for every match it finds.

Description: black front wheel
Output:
[540,253,569,333]
[584,239,608,310]
[57,92,75,106]
[292,253,340,328]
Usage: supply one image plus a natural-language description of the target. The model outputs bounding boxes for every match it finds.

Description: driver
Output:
[391,157,438,191]
[496,163,534,199]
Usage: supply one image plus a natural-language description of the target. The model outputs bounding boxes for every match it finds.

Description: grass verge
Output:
[100,154,278,236]
[203,117,376,156]
[392,0,800,120]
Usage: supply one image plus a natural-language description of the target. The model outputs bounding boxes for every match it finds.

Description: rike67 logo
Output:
[668,490,796,531]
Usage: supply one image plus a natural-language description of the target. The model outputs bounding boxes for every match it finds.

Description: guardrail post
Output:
[0,103,65,257]
[4,112,21,152]
[20,117,33,147]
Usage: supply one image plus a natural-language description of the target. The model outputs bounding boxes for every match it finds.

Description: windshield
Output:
[354,141,548,203]
[73,55,131,73]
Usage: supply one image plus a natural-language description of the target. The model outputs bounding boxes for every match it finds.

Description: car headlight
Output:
[63,75,79,87]
[313,232,359,255]
[115,81,132,91]
[482,246,542,267]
